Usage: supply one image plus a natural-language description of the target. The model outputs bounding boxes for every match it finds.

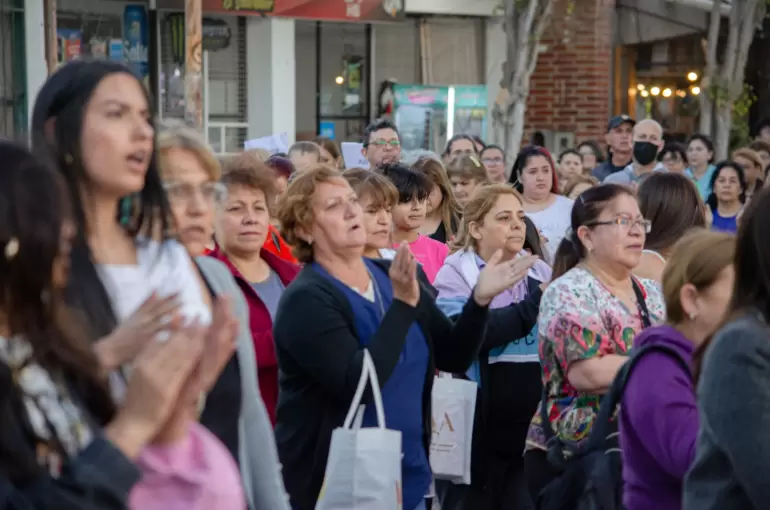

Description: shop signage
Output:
[167,15,232,65]
[202,18,232,51]
[202,0,404,21]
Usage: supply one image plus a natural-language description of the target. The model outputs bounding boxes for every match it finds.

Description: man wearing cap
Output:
[604,119,666,188]
[592,115,635,181]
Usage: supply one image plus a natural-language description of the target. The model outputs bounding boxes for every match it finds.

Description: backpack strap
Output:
[586,343,692,450]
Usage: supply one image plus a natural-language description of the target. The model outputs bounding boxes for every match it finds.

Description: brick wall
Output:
[524,0,615,145]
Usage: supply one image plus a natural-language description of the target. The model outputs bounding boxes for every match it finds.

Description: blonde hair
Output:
[450,184,522,253]
[662,229,735,324]
[562,174,599,198]
[157,122,221,181]
[445,154,489,183]
[277,165,349,263]
[733,148,763,172]
[412,156,460,238]
[243,148,271,164]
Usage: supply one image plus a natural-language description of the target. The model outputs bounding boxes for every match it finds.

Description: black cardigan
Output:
[273,259,489,510]
[0,371,140,510]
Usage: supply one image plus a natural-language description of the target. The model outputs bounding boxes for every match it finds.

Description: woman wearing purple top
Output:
[620,230,734,510]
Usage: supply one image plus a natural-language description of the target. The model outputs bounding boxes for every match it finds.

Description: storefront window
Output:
[317,22,370,141]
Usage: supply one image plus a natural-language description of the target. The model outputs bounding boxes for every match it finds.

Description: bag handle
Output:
[586,343,691,450]
[342,350,387,429]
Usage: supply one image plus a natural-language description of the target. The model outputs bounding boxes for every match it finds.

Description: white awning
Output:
[664,0,731,15]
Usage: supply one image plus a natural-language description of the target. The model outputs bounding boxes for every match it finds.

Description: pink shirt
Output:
[129,422,246,510]
[395,235,449,284]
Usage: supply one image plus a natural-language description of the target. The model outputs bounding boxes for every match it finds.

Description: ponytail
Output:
[552,232,583,280]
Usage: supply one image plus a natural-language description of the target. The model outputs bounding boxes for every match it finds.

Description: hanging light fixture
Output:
[687,71,698,82]
[335,75,345,85]
[650,86,661,96]
[637,83,645,91]
[641,89,650,98]
[662,88,672,98]
[691,86,701,95]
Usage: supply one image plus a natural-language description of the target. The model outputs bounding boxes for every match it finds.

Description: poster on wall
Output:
[57,29,82,65]
[124,5,150,88]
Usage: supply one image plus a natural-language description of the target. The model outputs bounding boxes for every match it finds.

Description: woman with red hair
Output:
[508,145,573,264]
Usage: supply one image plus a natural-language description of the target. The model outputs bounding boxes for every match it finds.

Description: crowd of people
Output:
[1,58,768,510]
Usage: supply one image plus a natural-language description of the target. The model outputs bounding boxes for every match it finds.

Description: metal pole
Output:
[184,0,202,129]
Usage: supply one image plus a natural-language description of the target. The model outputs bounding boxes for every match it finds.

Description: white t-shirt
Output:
[525,195,574,265]
[98,239,209,400]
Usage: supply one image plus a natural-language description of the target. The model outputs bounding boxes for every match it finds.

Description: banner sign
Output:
[203,0,404,21]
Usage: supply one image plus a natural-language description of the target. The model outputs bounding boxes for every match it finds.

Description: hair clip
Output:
[469,155,482,167]
[4,238,18,260]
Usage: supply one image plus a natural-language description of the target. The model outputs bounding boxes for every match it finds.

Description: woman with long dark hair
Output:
[508,146,572,264]
[684,188,770,509]
[31,60,244,508]
[0,140,206,509]
[635,172,707,281]
[705,161,746,233]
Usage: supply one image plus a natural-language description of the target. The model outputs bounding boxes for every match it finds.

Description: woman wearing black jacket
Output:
[273,166,535,510]
[0,141,208,509]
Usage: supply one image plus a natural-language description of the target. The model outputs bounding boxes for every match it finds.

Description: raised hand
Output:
[94,292,181,370]
[389,242,419,307]
[473,251,540,306]
[105,320,206,458]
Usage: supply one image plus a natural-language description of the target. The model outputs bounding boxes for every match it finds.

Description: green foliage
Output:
[729,84,757,151]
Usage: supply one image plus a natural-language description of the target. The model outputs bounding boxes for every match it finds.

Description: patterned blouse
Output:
[525,266,665,451]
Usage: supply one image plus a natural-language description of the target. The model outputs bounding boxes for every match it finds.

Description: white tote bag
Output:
[429,373,477,485]
[316,350,403,510]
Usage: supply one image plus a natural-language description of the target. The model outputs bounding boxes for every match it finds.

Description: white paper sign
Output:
[244,133,289,155]
[341,142,370,170]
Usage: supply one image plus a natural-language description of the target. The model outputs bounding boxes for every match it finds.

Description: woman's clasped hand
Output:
[103,296,239,454]
[474,250,540,306]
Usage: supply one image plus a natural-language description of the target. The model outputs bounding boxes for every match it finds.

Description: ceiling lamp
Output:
[335,76,345,85]
[687,71,698,82]
[691,86,701,95]
[650,86,661,96]
[641,89,650,98]
[662,88,672,97]
[637,83,645,91]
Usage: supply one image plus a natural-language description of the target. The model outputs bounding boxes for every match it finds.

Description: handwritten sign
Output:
[341,142,370,170]
[244,133,289,155]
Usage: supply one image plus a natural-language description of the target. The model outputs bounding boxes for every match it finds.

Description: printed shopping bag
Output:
[429,373,477,485]
[316,350,403,510]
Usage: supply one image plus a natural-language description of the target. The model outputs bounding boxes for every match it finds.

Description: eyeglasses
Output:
[164,181,226,204]
[370,139,401,148]
[587,217,652,233]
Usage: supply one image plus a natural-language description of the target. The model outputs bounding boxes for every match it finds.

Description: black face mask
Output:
[633,141,658,166]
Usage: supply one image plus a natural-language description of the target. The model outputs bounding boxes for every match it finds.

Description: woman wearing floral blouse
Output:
[524,184,666,501]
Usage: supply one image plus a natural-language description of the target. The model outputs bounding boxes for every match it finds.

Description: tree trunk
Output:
[714,105,732,160]
[505,99,527,163]
[698,0,721,137]
[491,0,554,172]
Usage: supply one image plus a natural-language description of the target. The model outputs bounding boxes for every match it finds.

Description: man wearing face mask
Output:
[604,118,666,187]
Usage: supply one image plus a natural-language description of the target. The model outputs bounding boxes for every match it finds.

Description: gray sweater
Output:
[196,256,290,510]
[684,312,770,510]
